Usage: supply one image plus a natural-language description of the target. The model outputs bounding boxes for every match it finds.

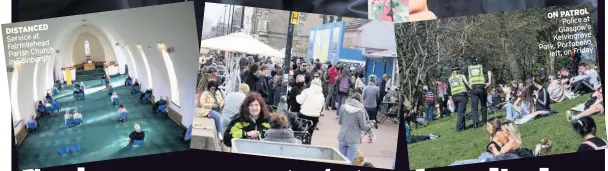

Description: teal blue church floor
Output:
[17,75,189,170]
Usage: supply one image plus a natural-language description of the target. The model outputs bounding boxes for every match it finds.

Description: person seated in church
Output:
[107,85,114,95]
[111,93,120,105]
[125,76,133,86]
[45,93,53,102]
[153,96,168,113]
[37,101,48,115]
[129,124,145,144]
[51,100,61,113]
[64,110,74,126]
[73,108,83,124]
[132,80,141,93]
[73,90,80,100]
[78,88,85,100]
[118,104,129,121]
[140,88,153,101]
[27,115,39,131]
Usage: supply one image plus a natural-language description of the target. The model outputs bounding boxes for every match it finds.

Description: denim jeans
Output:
[338,142,360,164]
[336,93,348,116]
[505,102,516,121]
[450,152,493,166]
[426,101,434,121]
[207,110,222,134]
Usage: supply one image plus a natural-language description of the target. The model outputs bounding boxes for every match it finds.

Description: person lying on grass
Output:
[567,85,603,122]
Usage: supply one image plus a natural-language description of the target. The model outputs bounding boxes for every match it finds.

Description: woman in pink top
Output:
[118,104,128,121]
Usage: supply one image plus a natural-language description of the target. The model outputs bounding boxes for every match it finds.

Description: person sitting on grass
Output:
[262,113,300,144]
[515,77,552,125]
[567,85,603,122]
[404,122,439,144]
[451,121,531,166]
[572,116,607,151]
[506,86,533,122]
[485,119,504,154]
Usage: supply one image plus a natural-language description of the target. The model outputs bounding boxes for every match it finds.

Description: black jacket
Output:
[288,83,305,112]
[257,76,270,100]
[129,131,145,140]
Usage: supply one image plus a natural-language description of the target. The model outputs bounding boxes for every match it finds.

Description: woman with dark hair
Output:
[485,119,503,155]
[223,93,271,147]
[199,81,224,139]
[572,116,607,151]
[243,63,260,92]
[506,86,533,122]
[515,77,552,125]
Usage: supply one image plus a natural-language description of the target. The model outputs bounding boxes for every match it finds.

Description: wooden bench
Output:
[190,117,220,151]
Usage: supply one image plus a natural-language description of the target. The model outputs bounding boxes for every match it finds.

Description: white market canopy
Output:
[200,32,283,57]
[365,49,397,58]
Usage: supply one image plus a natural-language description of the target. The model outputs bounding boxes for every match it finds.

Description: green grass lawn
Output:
[407,96,606,169]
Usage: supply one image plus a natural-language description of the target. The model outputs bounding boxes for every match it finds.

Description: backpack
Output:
[338,77,350,93]
[582,140,608,150]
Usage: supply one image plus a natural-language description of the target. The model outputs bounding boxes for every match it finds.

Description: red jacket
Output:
[328,66,340,84]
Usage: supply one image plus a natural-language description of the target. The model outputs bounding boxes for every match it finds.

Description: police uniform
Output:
[447,68,468,132]
[467,64,489,127]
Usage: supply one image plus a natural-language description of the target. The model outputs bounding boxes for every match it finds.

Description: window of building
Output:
[32,59,40,101]
[11,68,21,129]
[125,46,139,79]
[296,23,303,35]
[157,43,180,107]
[258,20,268,32]
[85,40,90,57]
[136,44,153,90]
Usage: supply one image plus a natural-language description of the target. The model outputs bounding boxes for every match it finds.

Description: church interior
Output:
[6,3,200,169]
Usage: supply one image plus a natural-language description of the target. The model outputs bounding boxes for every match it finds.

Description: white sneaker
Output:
[566,111,575,122]
[218,132,223,141]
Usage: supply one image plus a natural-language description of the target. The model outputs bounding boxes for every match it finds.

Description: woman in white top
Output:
[64,110,73,125]
[111,92,119,105]
[354,73,365,93]
[73,108,82,119]
[296,78,326,139]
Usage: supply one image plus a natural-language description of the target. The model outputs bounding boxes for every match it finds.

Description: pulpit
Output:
[84,63,95,71]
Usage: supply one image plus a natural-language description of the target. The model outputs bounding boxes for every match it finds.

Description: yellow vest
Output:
[449,75,466,95]
[468,65,486,85]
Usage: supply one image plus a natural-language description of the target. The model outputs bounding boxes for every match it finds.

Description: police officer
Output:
[447,67,471,132]
[467,59,492,128]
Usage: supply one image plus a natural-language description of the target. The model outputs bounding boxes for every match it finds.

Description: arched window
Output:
[85,40,91,57]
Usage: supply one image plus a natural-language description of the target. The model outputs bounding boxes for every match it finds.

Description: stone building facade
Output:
[250,9,324,57]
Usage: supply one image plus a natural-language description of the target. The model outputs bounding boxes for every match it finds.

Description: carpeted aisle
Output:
[18,75,189,170]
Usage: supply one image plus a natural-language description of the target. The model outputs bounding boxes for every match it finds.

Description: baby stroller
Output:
[281,108,314,145]
[291,117,314,145]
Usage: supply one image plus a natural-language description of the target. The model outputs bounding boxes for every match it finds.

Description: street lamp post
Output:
[278,11,296,112]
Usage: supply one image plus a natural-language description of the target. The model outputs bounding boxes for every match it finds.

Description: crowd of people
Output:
[405,54,605,165]
[194,53,397,167]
